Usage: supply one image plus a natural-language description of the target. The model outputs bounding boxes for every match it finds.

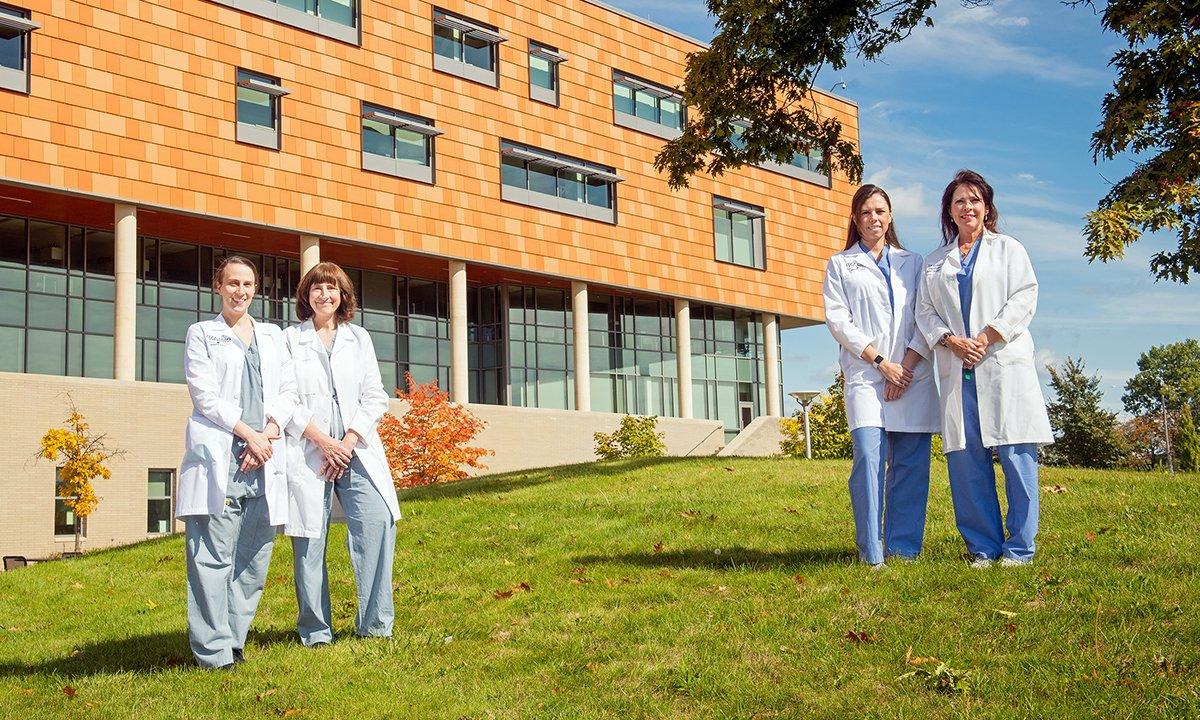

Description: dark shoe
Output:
[310,641,330,648]
[214,663,235,671]
[232,648,245,665]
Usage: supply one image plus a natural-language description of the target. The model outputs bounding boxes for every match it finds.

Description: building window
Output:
[206,0,359,44]
[53,468,84,538]
[0,216,117,378]
[468,285,505,405]
[235,69,289,150]
[361,103,442,184]
[147,469,174,534]
[528,42,565,106]
[588,294,677,417]
[731,122,831,187]
[506,285,573,410]
[500,141,623,223]
[432,8,505,88]
[137,238,300,383]
[612,71,684,140]
[0,3,38,94]
[713,198,766,270]
[690,305,766,440]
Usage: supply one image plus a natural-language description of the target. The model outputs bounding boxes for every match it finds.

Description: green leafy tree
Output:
[1122,339,1200,418]
[1073,0,1200,282]
[806,373,853,460]
[1044,357,1129,468]
[1176,405,1200,473]
[658,0,1200,282]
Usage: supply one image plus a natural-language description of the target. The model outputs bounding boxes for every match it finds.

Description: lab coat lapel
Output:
[937,245,967,337]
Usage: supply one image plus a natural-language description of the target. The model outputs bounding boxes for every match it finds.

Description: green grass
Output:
[2,458,1199,719]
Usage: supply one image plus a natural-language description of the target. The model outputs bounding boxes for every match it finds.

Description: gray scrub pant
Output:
[291,456,396,645]
[184,492,276,668]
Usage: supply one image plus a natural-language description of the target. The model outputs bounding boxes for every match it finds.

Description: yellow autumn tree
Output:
[39,404,122,554]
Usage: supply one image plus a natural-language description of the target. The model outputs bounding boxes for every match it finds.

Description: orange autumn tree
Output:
[378,372,492,489]
[38,404,122,554]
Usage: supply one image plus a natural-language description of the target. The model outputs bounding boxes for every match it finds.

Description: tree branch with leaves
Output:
[37,400,123,554]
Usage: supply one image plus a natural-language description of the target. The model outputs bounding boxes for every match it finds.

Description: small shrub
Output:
[38,401,122,554]
[594,415,666,460]
[379,373,492,488]
[779,416,805,457]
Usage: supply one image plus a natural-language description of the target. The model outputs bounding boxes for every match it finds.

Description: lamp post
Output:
[788,391,821,459]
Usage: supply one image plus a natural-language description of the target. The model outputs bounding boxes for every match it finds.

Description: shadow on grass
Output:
[401,456,703,502]
[0,627,297,678]
[574,546,854,571]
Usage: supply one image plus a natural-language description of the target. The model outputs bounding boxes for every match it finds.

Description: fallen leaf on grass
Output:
[724,466,735,472]
[679,509,700,518]
[784,507,799,514]
[571,566,587,575]
[493,582,532,600]
[569,577,593,585]
[145,600,159,609]
[1004,622,1017,633]
[1044,484,1068,494]
[13,688,33,696]
[62,686,76,699]
[278,708,304,717]
[1085,532,1097,542]
[70,582,84,590]
[653,541,664,554]
[156,555,173,563]
[257,688,279,701]
[992,609,1017,618]
[493,590,514,600]
[792,574,806,585]
[845,630,875,644]
[905,646,938,665]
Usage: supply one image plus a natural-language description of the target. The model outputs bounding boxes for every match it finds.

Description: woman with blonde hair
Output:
[285,261,399,645]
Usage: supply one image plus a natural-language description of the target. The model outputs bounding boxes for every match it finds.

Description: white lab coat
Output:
[916,232,1053,453]
[177,316,297,525]
[283,320,400,538]
[823,244,940,433]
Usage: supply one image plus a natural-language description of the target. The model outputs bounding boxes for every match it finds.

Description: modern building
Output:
[0,0,857,559]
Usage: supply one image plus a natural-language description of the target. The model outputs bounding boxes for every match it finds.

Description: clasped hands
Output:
[316,432,359,482]
[238,420,280,473]
[945,331,993,369]
[880,361,914,402]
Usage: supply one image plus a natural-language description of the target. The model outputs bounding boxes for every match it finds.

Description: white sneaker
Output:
[998,557,1029,568]
[968,557,993,569]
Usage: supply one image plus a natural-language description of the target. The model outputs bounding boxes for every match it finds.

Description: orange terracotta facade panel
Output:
[1,0,858,321]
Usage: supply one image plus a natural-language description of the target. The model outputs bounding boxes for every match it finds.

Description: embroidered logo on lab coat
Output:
[846,259,868,273]
[207,334,233,346]
[926,260,945,274]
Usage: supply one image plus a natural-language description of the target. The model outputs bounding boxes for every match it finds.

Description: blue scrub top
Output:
[860,241,894,310]
[957,239,982,381]
[228,333,265,498]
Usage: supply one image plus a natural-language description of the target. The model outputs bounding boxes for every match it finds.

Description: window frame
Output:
[146,468,175,535]
[432,8,505,88]
[0,3,39,95]
[499,141,623,224]
[206,0,360,45]
[731,121,832,188]
[712,197,767,270]
[360,102,442,184]
[235,68,290,150]
[53,467,85,539]
[528,41,565,106]
[612,71,684,140]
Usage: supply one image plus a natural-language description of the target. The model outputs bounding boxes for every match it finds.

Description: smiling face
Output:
[855,192,893,246]
[307,281,342,321]
[950,182,988,241]
[216,261,256,317]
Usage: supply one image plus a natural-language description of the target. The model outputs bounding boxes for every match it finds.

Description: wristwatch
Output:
[872,354,885,368]
[938,332,952,347]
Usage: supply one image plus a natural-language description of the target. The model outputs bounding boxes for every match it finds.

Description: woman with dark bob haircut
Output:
[916,169,1053,568]
[822,184,939,568]
[282,261,400,645]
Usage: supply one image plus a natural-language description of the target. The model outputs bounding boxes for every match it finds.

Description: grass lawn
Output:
[1,458,1198,719]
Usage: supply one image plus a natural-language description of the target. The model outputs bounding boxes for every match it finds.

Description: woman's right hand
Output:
[317,434,353,480]
[238,429,276,472]
[878,361,913,388]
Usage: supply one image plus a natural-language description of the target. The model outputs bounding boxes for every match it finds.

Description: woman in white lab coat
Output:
[284,262,399,646]
[823,184,940,567]
[178,255,296,669]
[916,169,1053,567]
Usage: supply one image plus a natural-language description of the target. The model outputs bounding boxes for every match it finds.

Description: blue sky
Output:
[602,0,1199,414]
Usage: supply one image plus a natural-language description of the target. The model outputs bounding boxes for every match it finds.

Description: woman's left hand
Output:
[884,382,906,402]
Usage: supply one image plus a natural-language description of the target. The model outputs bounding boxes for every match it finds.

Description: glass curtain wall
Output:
[506,285,573,410]
[0,216,116,378]
[469,285,504,405]
[690,304,766,440]
[587,293,676,416]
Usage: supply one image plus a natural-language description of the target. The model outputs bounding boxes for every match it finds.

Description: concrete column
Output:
[300,235,320,275]
[675,299,692,419]
[113,204,137,382]
[763,313,781,416]
[571,281,590,412]
[448,261,468,404]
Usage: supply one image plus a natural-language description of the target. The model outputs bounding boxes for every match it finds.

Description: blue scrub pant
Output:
[848,426,932,565]
[184,493,276,668]
[291,456,396,645]
[945,375,1040,562]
